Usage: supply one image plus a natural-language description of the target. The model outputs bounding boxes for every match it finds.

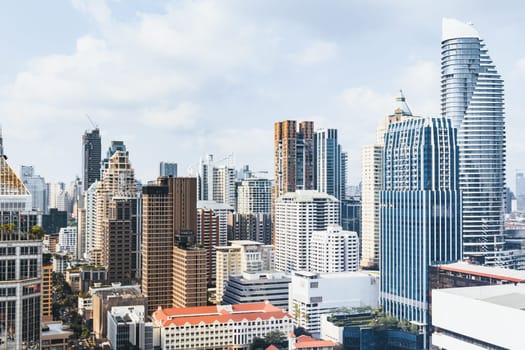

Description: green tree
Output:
[29,225,45,239]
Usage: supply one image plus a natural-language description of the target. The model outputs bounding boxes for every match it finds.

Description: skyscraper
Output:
[272,120,314,243]
[93,142,140,283]
[82,128,102,191]
[0,131,42,349]
[274,190,339,273]
[380,117,461,336]
[142,177,203,314]
[197,154,237,209]
[229,176,273,244]
[361,94,412,269]
[314,128,347,201]
[20,165,47,213]
[197,200,233,282]
[441,18,506,266]
[273,121,315,198]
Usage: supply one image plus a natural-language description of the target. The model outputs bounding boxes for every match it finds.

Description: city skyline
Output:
[1,1,524,189]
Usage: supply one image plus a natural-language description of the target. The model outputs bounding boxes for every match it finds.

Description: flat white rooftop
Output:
[435,283,525,310]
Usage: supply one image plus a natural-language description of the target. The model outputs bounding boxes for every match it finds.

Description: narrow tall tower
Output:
[82,128,102,191]
[441,18,506,266]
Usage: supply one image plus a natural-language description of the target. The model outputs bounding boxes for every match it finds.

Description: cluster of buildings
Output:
[0,17,523,350]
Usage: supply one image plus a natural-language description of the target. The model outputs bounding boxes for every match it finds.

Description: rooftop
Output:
[438,261,525,283]
[153,302,291,327]
[278,190,338,202]
[442,18,480,42]
[434,284,525,311]
[294,335,336,349]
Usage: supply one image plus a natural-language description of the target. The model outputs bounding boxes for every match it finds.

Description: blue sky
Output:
[1,0,524,189]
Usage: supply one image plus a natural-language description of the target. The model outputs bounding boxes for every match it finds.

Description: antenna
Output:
[86,114,98,129]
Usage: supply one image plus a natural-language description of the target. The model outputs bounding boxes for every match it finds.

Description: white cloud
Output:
[516,57,525,73]
[71,0,111,23]
[399,60,440,116]
[141,102,199,129]
[290,41,338,65]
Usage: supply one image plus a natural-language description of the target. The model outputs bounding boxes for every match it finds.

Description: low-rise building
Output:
[432,284,525,350]
[153,302,293,350]
[41,322,74,350]
[222,271,290,310]
[107,305,153,350]
[91,284,146,340]
[289,271,379,337]
[289,335,336,350]
[320,312,424,350]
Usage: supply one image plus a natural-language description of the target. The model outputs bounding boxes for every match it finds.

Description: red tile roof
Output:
[266,346,280,350]
[153,302,291,327]
[294,335,335,349]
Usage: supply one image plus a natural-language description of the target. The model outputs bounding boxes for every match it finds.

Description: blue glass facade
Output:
[441,19,506,265]
[380,117,462,329]
[314,128,347,201]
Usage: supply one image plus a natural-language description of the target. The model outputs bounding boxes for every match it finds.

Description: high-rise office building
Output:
[0,132,42,349]
[142,177,202,314]
[273,120,314,197]
[93,142,140,283]
[159,162,178,177]
[274,190,339,273]
[361,94,412,269]
[441,18,506,266]
[197,200,233,283]
[82,128,102,191]
[20,165,47,213]
[314,128,347,201]
[380,117,462,336]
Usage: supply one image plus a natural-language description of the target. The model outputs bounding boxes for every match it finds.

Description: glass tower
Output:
[380,117,462,333]
[441,18,506,265]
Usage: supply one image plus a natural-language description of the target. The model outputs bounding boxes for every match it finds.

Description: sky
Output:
[1,0,525,190]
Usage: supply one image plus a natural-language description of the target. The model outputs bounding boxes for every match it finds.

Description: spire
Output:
[394,90,413,116]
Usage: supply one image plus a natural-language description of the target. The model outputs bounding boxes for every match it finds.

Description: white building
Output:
[215,240,274,303]
[360,94,411,269]
[432,284,525,350]
[20,165,47,213]
[198,154,237,209]
[237,177,272,214]
[152,302,293,350]
[275,191,339,273]
[84,181,98,261]
[222,271,290,310]
[108,305,153,350]
[58,226,78,258]
[288,271,379,337]
[309,225,359,273]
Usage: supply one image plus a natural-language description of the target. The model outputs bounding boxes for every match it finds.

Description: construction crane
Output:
[86,114,99,129]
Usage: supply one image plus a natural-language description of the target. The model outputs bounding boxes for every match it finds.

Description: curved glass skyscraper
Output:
[441,18,506,266]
